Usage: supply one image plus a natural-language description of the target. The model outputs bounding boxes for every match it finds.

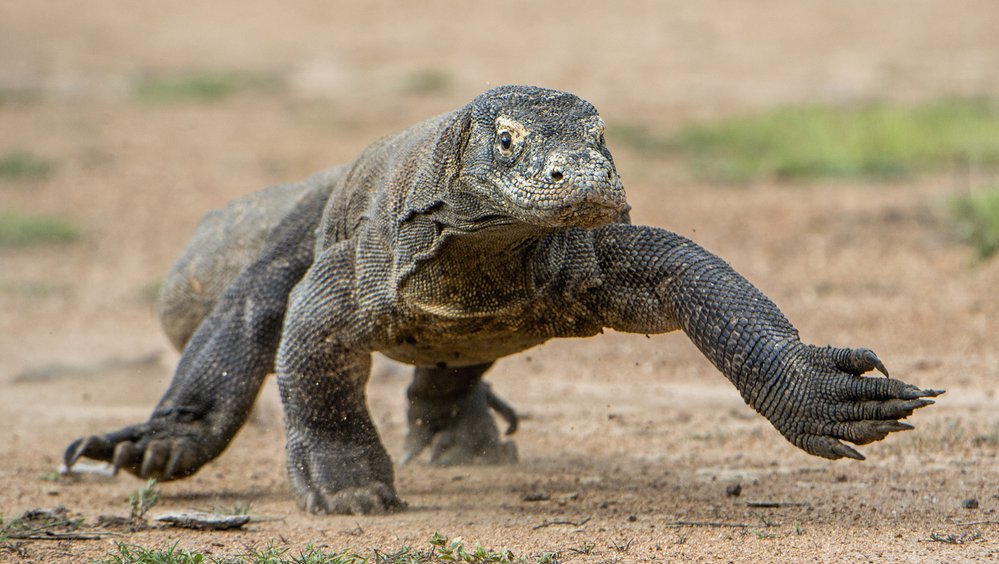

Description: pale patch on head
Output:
[591,116,606,136]
[495,116,527,157]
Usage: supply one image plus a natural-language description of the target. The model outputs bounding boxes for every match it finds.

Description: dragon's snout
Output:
[536,149,627,227]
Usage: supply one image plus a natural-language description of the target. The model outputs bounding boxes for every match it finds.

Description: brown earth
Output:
[1,2,998,562]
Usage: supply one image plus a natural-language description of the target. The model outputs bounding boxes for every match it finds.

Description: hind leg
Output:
[159,182,317,351]
[402,363,518,466]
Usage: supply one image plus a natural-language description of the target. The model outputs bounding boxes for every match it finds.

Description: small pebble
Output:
[627,514,637,522]
[725,483,742,497]
[962,498,979,509]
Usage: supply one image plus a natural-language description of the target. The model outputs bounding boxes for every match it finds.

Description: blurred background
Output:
[1,1,997,559]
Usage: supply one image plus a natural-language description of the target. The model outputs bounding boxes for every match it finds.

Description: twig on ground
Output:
[7,531,115,541]
[664,520,752,528]
[532,516,591,530]
[746,501,808,508]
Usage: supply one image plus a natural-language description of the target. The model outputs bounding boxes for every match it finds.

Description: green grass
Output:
[98,532,553,563]
[0,151,55,181]
[403,69,453,95]
[128,479,159,521]
[102,542,208,564]
[138,278,164,304]
[0,281,69,298]
[0,87,42,106]
[615,97,999,182]
[102,542,369,564]
[0,212,81,247]
[133,70,283,103]
[951,186,999,259]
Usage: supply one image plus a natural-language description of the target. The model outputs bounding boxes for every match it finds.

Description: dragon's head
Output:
[459,85,630,230]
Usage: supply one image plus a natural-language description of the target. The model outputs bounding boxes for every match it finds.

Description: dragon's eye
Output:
[499,131,513,151]
[494,117,525,158]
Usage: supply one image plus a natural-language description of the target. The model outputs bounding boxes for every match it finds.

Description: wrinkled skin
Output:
[65,86,941,514]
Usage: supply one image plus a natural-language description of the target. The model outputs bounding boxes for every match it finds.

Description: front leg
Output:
[64,187,325,479]
[277,244,401,515]
[589,224,942,460]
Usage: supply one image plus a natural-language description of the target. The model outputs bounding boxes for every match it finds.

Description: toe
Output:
[826,420,915,445]
[140,441,171,478]
[802,435,865,460]
[830,347,889,377]
[112,442,144,476]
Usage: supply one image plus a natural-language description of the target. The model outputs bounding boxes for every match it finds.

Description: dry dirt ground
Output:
[2,2,998,562]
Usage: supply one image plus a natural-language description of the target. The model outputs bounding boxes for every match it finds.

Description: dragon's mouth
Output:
[502,176,629,228]
[462,171,629,230]
[548,199,629,229]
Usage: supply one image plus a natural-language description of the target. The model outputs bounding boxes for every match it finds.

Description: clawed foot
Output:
[286,436,402,515]
[64,418,219,480]
[402,383,519,466]
[299,483,403,515]
[780,346,943,460]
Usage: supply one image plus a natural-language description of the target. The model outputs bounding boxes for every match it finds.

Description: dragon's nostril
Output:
[549,169,564,182]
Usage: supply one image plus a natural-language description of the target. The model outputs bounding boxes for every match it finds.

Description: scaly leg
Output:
[401,363,518,466]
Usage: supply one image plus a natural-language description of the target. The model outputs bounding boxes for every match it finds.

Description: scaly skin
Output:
[65,85,941,514]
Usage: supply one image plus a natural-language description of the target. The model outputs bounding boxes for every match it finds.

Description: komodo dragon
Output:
[65,85,942,514]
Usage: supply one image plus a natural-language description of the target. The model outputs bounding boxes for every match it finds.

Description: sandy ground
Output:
[2,2,998,562]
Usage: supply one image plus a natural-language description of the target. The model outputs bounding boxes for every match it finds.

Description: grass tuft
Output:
[950,186,999,260]
[0,212,81,247]
[133,70,283,103]
[0,151,55,181]
[617,98,999,183]
[102,542,206,564]
[98,532,550,563]
[128,479,159,521]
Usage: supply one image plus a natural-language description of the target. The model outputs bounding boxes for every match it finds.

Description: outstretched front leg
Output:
[587,224,942,460]
[401,362,518,466]
[277,242,401,515]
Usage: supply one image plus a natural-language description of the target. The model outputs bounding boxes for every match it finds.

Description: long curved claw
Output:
[864,349,890,378]
[832,347,890,377]
[111,442,143,476]
[164,448,186,478]
[877,421,914,432]
[831,441,865,461]
[917,388,945,398]
[140,441,170,478]
[65,433,124,470]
